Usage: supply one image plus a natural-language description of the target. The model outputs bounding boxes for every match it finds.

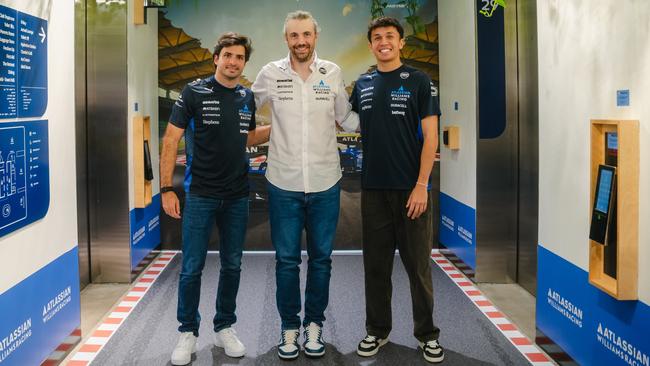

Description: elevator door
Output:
[514,0,538,295]
[476,0,538,295]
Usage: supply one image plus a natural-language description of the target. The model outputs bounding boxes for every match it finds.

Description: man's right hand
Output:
[162,191,181,219]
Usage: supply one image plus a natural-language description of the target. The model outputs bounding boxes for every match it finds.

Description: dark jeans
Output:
[361,189,440,342]
[177,193,248,336]
[267,181,340,330]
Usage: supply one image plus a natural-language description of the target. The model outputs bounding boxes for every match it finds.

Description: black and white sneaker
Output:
[356,334,388,357]
[419,339,444,363]
[277,329,300,360]
[303,322,325,358]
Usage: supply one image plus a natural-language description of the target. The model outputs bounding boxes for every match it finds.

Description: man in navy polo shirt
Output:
[350,17,444,363]
[160,32,269,366]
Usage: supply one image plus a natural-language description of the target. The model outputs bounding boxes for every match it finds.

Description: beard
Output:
[290,44,314,63]
[217,65,241,80]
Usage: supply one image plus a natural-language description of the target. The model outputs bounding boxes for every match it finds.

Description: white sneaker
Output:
[303,322,325,358]
[171,332,197,365]
[277,329,300,360]
[214,327,246,358]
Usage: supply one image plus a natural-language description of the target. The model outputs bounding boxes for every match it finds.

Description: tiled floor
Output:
[477,283,537,339]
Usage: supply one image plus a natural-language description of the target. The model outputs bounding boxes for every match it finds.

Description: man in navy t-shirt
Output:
[350,17,444,363]
[160,32,269,366]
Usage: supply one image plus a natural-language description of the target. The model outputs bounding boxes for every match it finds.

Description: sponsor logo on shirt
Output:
[238,89,246,97]
[430,81,438,97]
[400,72,410,79]
[313,80,331,94]
[239,104,253,121]
[390,86,411,107]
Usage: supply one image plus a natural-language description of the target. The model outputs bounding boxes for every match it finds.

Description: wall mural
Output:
[158,0,439,250]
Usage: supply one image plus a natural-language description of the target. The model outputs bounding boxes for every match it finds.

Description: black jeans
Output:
[361,189,440,342]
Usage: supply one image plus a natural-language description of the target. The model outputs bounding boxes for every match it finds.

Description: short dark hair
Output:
[213,32,253,63]
[367,17,404,42]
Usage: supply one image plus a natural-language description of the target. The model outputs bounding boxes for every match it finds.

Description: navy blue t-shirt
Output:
[350,64,440,190]
[169,76,256,199]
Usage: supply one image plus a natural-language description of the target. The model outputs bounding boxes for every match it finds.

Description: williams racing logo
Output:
[313,80,331,94]
[390,86,411,101]
[238,104,252,121]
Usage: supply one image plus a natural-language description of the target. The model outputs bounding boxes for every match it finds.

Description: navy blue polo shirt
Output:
[350,64,440,190]
[169,76,256,199]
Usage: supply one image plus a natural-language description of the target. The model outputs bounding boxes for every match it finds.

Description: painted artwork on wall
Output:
[157,0,439,249]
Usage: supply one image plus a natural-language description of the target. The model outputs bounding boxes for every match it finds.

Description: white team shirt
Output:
[252,54,358,193]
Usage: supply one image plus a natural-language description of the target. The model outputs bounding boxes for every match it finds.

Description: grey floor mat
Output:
[91,254,530,365]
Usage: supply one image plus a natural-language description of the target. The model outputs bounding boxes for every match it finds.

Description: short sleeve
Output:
[417,74,441,119]
[349,81,359,113]
[169,85,193,129]
[249,92,257,131]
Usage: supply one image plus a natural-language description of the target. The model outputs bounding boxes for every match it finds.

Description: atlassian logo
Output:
[239,104,252,120]
[42,286,72,323]
[596,323,650,366]
[313,80,331,92]
[546,288,583,328]
[390,86,411,98]
[0,318,32,362]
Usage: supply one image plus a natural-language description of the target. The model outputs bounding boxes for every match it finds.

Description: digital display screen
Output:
[606,133,618,150]
[595,168,613,213]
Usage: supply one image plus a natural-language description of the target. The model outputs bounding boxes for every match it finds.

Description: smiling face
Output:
[214,44,246,81]
[369,25,405,66]
[285,18,318,63]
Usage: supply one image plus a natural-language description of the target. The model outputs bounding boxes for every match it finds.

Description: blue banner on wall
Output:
[130,193,161,270]
[0,4,48,119]
[476,0,506,139]
[439,192,476,269]
[537,245,650,366]
[0,247,80,366]
[0,120,49,238]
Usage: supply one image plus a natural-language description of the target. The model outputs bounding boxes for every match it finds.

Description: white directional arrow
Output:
[39,26,46,43]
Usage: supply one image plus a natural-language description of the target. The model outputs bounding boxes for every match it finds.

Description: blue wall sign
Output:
[439,192,477,269]
[476,0,506,139]
[537,246,650,366]
[0,247,80,366]
[616,90,630,107]
[0,4,48,119]
[130,193,161,270]
[0,120,49,238]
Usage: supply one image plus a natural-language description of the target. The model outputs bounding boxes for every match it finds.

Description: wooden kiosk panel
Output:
[133,115,152,208]
[589,120,639,300]
[443,126,460,150]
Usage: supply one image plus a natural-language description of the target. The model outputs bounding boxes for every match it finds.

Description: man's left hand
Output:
[406,185,428,219]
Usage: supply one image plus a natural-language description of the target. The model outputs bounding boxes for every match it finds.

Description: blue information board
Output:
[0,120,49,238]
[0,4,48,119]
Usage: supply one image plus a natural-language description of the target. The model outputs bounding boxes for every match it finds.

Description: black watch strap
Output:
[160,186,175,193]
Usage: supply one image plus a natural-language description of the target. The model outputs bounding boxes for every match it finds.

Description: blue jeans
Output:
[177,193,248,336]
[267,181,340,330]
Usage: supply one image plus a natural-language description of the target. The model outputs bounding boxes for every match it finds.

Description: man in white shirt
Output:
[252,10,357,361]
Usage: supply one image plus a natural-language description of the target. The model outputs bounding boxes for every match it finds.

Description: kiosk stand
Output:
[589,120,639,300]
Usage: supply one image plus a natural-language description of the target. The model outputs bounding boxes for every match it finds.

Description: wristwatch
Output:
[160,186,175,193]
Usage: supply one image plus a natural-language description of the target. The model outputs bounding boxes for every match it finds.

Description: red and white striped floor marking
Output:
[431,250,555,366]
[41,329,82,366]
[65,251,178,366]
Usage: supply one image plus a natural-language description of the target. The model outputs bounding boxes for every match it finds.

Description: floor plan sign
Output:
[0,120,48,237]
